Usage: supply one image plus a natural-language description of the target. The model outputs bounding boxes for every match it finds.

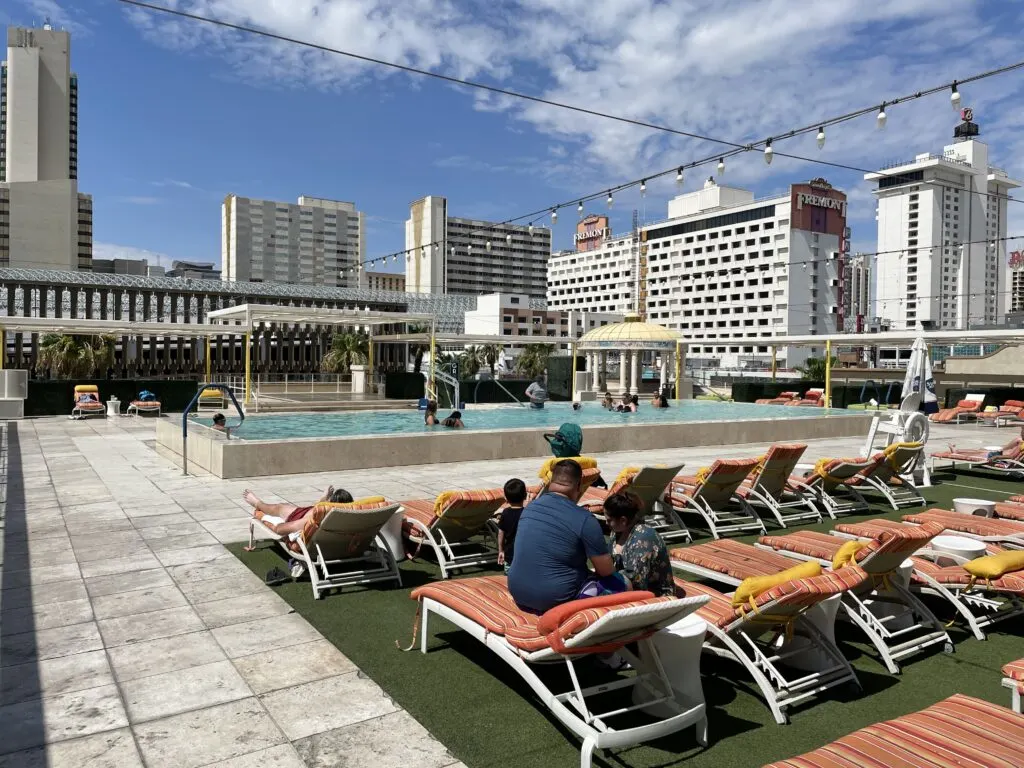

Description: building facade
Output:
[841,253,872,332]
[404,195,552,298]
[221,194,365,286]
[548,177,848,368]
[166,260,220,280]
[361,270,405,292]
[866,111,1020,330]
[0,25,91,270]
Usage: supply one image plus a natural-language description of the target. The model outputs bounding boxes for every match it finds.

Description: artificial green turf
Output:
[227,466,1024,768]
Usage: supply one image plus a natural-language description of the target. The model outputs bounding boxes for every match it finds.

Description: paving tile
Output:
[1,622,103,666]
[107,630,226,682]
[64,517,136,535]
[202,518,273,545]
[181,505,250,522]
[0,579,87,611]
[0,684,127,755]
[175,570,267,605]
[1,650,113,706]
[133,698,286,768]
[1,563,82,589]
[201,743,305,768]
[260,673,400,740]
[91,585,189,620]
[84,567,175,598]
[97,606,205,647]
[212,613,321,660]
[129,512,196,528]
[0,597,94,633]
[168,556,252,585]
[234,639,357,696]
[121,660,252,723]
[79,553,164,579]
[192,591,294,630]
[293,710,456,768]
[0,727,143,768]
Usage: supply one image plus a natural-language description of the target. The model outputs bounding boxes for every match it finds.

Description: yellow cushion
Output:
[731,560,822,608]
[74,385,99,394]
[315,496,388,514]
[199,388,222,398]
[538,456,599,483]
[832,540,865,570]
[432,491,458,518]
[613,466,642,487]
[962,550,1024,580]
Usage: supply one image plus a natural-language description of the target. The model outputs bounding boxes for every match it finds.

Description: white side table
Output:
[633,614,707,718]
[106,398,120,417]
[953,498,996,517]
[930,534,986,567]
[786,593,843,671]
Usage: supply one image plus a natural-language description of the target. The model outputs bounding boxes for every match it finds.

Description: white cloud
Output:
[93,241,176,268]
[112,195,163,205]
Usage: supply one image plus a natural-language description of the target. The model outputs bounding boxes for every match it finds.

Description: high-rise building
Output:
[360,270,405,292]
[222,194,365,286]
[404,195,552,298]
[0,24,91,270]
[866,110,1021,330]
[841,253,872,332]
[549,177,849,368]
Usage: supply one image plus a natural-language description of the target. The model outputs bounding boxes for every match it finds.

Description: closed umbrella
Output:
[901,337,938,414]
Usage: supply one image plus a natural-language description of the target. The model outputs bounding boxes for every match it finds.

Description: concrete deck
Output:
[0,413,1017,767]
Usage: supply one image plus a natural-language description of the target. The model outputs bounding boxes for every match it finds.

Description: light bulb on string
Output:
[951,82,961,111]
[877,103,887,130]
[816,126,825,149]
[717,157,725,175]
[506,233,512,245]
[763,139,773,166]
[577,201,584,215]
[486,241,492,252]
[551,208,558,224]
[675,167,684,186]
[606,191,614,207]
[640,179,647,197]
[528,223,534,235]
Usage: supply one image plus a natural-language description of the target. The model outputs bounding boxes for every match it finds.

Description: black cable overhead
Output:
[121,0,1024,274]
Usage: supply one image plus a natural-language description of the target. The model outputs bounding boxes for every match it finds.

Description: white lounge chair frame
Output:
[404,501,503,579]
[126,401,161,417]
[854,446,926,511]
[672,464,766,539]
[416,594,711,768]
[1004,676,1022,713]
[746,540,953,674]
[789,461,873,519]
[72,399,106,418]
[741,447,822,528]
[250,503,403,599]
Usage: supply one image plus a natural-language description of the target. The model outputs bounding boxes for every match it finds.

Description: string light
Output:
[816,127,826,150]
[606,191,614,207]
[505,233,512,245]
[763,139,773,166]
[551,208,558,223]
[676,167,684,186]
[640,179,647,196]
[717,158,725,175]
[951,81,961,111]
[877,103,887,129]
[486,241,492,252]
[577,201,584,215]
[528,223,534,235]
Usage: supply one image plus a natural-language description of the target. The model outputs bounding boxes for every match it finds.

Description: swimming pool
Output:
[230,401,847,441]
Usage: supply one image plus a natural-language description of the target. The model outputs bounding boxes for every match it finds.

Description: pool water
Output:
[231,401,845,441]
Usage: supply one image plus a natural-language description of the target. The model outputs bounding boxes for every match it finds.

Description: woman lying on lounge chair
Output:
[243,486,352,537]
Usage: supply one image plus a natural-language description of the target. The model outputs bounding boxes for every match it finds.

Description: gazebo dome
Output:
[578,313,682,351]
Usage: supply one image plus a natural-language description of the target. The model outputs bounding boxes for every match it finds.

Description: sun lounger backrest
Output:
[866,442,923,482]
[689,458,759,504]
[614,464,684,511]
[854,520,944,574]
[304,503,401,557]
[749,443,807,497]
[808,456,878,491]
[434,489,505,542]
[834,518,911,539]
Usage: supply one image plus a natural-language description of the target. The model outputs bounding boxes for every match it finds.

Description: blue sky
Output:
[5,0,1024,275]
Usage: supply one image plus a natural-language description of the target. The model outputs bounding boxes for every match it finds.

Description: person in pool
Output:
[526,375,548,409]
[601,392,615,410]
[442,411,464,428]
[211,413,228,432]
[424,400,440,426]
[242,485,353,539]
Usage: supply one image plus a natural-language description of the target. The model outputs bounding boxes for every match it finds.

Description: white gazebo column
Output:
[599,352,608,391]
[630,350,640,393]
[619,351,628,392]
[659,353,669,391]
[588,353,598,390]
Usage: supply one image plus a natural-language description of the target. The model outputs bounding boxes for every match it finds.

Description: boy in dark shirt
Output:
[497,478,526,575]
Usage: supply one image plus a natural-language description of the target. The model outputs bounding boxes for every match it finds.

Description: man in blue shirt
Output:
[508,460,618,613]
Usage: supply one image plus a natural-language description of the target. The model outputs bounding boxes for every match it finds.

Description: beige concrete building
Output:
[0,25,91,270]
[405,195,551,298]
[361,270,405,291]
[222,194,365,286]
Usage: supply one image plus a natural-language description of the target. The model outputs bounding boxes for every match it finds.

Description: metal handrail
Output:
[180,383,245,476]
[476,377,526,406]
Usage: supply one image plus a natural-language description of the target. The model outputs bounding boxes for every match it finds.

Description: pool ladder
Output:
[180,383,245,476]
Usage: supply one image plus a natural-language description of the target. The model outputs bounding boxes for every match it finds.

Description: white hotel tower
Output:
[865,111,1021,330]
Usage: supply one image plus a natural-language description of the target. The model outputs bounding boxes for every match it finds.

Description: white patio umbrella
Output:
[901,337,938,414]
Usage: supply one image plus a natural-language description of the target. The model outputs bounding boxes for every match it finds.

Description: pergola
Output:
[577,315,684,397]
[207,303,436,403]
[728,327,1024,407]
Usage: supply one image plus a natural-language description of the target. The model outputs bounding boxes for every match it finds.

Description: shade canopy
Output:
[577,313,682,351]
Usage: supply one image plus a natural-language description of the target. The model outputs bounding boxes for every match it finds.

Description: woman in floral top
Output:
[602,491,673,596]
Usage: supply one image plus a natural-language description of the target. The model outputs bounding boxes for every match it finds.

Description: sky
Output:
[4,0,1024,276]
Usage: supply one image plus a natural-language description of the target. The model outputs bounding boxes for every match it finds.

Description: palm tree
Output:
[794,356,838,381]
[515,344,554,379]
[482,344,502,375]
[37,334,116,379]
[320,331,368,373]
[459,346,485,378]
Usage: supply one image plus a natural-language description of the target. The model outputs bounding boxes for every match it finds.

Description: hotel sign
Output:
[1009,250,1024,270]
[796,193,847,217]
[575,215,611,252]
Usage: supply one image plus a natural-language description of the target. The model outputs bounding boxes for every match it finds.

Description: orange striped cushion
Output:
[835,518,910,539]
[1004,659,1024,693]
[765,694,1024,768]
[995,502,1024,522]
[903,509,1024,538]
[410,575,677,653]
[671,540,795,580]
[922,564,1024,594]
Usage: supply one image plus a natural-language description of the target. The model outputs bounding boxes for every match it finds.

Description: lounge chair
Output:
[408,575,711,767]
[785,456,877,519]
[834,518,1024,641]
[929,394,984,423]
[674,527,952,675]
[668,458,765,538]
[263,500,403,599]
[763,694,1024,768]
[929,444,1024,478]
[900,508,1024,549]
[580,464,691,544]
[400,488,506,578]
[1005,659,1024,712]
[126,393,161,417]
[196,386,227,412]
[755,390,799,405]
[525,457,603,502]
[979,399,1024,427]
[736,443,821,527]
[675,570,864,724]
[784,389,824,407]
[844,442,926,511]
[71,384,105,418]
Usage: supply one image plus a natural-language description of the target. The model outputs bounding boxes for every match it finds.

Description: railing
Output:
[476,378,525,406]
[180,383,244,476]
